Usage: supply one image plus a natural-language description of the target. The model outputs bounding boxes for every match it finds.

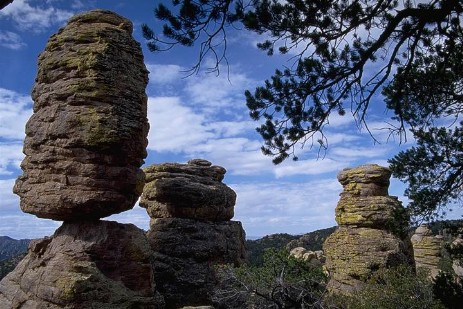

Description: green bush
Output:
[331,265,444,309]
[213,248,328,308]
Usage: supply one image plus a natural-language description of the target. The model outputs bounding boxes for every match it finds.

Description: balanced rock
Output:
[338,164,391,196]
[323,164,412,294]
[0,221,164,308]
[335,164,408,232]
[141,159,236,221]
[411,224,443,278]
[13,10,149,220]
[142,159,245,308]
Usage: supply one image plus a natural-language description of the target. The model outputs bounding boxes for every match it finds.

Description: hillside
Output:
[246,227,336,266]
[0,236,31,262]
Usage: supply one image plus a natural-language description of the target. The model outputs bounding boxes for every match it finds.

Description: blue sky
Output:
[0,0,459,240]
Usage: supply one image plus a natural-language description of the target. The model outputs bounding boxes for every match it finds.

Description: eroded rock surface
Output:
[411,224,443,279]
[14,9,149,220]
[0,221,163,308]
[148,218,246,308]
[141,159,236,221]
[142,159,245,308]
[323,164,412,294]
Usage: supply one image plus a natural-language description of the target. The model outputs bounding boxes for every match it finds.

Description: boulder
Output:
[13,10,149,220]
[0,221,164,308]
[141,159,236,221]
[337,164,391,196]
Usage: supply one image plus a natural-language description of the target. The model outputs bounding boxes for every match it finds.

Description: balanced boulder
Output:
[13,9,149,220]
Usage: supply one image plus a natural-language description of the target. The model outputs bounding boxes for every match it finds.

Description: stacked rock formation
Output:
[141,159,246,308]
[411,224,443,278]
[13,9,149,221]
[0,10,162,308]
[323,164,412,294]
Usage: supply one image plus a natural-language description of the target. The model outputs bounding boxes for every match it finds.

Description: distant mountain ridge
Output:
[0,236,31,262]
[246,227,336,265]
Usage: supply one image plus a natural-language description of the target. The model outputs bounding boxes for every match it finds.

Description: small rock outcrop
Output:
[323,164,412,294]
[1,10,162,308]
[289,247,325,267]
[411,224,443,278]
[13,9,149,221]
[141,159,246,308]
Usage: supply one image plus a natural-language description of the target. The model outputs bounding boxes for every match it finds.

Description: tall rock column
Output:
[0,10,163,308]
[411,224,443,278]
[323,164,412,294]
[141,159,246,308]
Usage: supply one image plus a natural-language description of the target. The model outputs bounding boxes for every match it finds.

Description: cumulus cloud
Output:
[0,30,26,49]
[0,0,74,33]
[0,88,32,140]
[147,96,215,153]
[231,179,341,236]
[147,64,185,85]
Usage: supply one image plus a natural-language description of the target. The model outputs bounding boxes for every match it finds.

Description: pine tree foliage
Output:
[143,0,463,217]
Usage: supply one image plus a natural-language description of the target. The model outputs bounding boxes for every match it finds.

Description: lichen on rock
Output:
[13,9,149,220]
[323,164,412,294]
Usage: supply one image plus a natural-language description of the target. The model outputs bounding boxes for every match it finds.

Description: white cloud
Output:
[185,68,255,111]
[231,179,341,236]
[0,0,74,33]
[0,143,23,175]
[329,145,391,159]
[0,88,32,140]
[0,30,26,49]
[0,179,18,207]
[147,64,184,85]
[274,158,349,178]
[147,96,215,152]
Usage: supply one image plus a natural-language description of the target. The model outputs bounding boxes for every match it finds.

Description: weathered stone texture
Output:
[13,9,149,220]
[411,224,443,278]
[0,221,163,308]
[141,159,236,221]
[323,164,412,294]
[142,159,245,308]
[148,218,246,309]
[324,227,410,292]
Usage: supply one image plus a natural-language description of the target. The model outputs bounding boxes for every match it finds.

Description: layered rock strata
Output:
[323,164,412,294]
[411,224,443,278]
[0,221,163,308]
[13,9,149,221]
[0,10,162,308]
[141,159,246,308]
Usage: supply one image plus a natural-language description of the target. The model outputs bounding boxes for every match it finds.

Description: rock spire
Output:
[141,159,246,308]
[323,164,412,294]
[0,10,162,308]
